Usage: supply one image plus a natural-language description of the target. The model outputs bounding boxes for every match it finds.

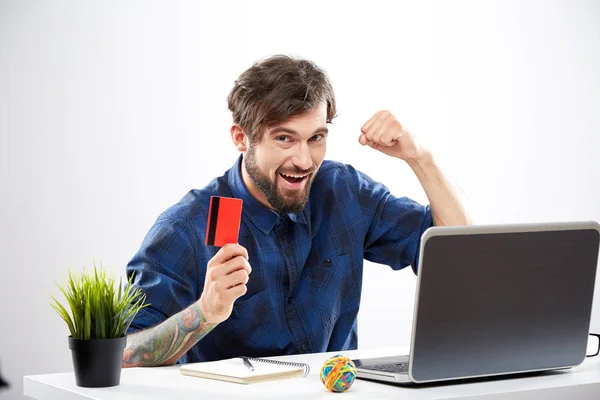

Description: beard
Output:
[244,146,315,214]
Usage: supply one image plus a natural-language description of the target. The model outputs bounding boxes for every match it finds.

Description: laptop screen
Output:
[410,225,599,382]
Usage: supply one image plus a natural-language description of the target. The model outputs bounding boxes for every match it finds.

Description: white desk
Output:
[24,347,600,400]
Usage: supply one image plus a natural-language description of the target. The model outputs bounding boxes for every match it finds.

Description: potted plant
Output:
[50,262,148,387]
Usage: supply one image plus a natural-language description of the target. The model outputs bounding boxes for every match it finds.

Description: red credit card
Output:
[205,196,243,247]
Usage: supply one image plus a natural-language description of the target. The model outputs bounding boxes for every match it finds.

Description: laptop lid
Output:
[409,221,600,383]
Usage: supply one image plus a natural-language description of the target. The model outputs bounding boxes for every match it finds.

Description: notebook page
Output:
[180,357,303,379]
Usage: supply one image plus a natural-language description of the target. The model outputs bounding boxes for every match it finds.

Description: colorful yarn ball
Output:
[320,354,357,392]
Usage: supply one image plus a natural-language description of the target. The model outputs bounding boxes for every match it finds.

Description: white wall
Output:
[1,0,599,398]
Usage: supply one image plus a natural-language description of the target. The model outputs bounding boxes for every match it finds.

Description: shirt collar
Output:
[228,155,310,235]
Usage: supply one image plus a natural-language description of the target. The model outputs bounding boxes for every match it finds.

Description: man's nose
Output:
[291,142,312,171]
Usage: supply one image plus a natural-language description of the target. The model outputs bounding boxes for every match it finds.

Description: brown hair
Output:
[227,55,337,143]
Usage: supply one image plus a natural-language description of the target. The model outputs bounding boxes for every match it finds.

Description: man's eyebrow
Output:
[269,127,329,136]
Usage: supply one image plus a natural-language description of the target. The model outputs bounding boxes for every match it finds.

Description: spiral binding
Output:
[239,357,311,376]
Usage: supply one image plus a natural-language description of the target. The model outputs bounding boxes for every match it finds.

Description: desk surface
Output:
[24,347,600,400]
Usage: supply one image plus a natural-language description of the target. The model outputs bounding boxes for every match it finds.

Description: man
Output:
[122,55,471,367]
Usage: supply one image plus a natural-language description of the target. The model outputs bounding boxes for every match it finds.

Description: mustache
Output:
[277,167,315,175]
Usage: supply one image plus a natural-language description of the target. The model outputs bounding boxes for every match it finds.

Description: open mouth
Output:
[279,172,309,185]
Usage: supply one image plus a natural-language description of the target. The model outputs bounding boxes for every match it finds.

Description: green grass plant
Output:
[50,262,148,340]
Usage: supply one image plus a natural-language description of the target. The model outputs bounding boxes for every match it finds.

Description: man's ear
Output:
[230,124,248,152]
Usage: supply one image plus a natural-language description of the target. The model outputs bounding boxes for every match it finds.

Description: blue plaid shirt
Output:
[126,155,433,363]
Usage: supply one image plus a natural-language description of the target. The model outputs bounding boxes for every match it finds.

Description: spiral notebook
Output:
[180,357,310,384]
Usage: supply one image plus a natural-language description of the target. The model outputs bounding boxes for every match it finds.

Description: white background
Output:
[1,0,599,398]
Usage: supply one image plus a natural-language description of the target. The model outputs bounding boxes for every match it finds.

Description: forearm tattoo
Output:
[122,302,216,367]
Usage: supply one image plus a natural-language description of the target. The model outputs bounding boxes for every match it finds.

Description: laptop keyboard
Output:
[361,362,409,374]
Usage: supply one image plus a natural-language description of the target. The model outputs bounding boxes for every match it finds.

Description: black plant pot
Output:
[68,336,127,387]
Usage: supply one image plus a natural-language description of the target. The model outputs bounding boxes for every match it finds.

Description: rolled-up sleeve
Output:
[126,217,200,335]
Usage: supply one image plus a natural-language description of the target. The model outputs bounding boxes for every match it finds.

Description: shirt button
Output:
[285,248,292,257]
[324,258,332,267]
[301,343,308,352]
[287,297,295,305]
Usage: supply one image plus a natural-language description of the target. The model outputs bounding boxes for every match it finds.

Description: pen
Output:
[242,357,254,372]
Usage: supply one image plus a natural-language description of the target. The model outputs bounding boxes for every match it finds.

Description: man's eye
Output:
[277,136,290,142]
[310,134,324,141]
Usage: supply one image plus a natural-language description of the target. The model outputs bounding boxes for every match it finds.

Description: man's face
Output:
[243,103,328,214]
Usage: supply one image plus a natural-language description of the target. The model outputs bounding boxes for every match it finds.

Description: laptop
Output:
[353,221,600,384]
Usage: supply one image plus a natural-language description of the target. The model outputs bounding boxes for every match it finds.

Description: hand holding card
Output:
[205,196,243,247]
[200,196,248,324]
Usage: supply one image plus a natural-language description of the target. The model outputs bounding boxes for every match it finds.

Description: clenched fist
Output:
[198,243,252,324]
[359,110,427,162]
